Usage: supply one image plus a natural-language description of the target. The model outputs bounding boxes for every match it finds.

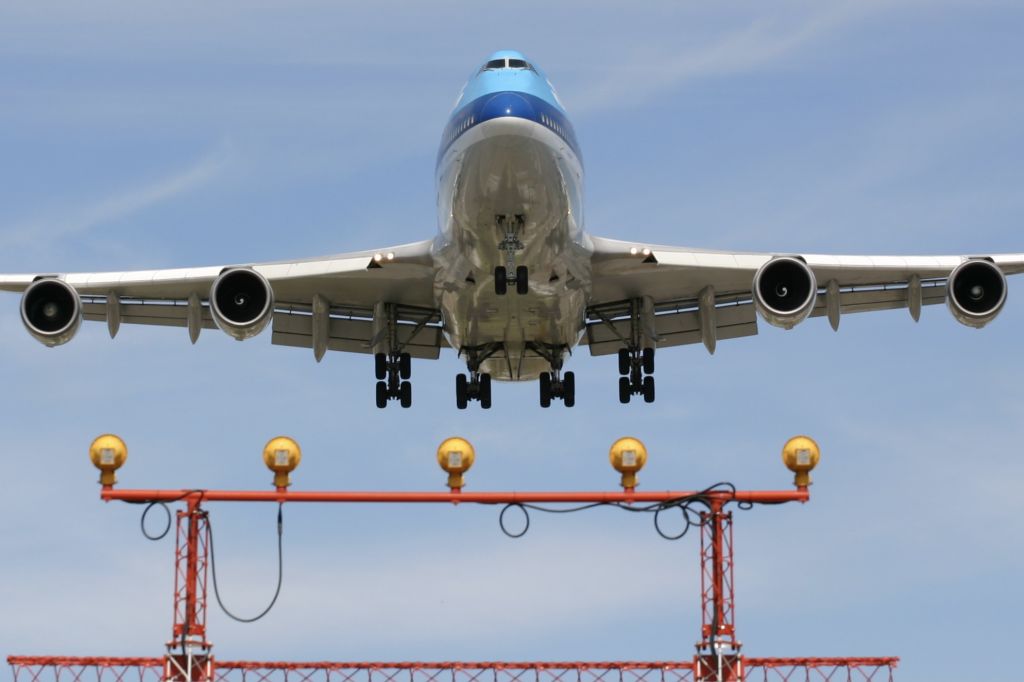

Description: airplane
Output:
[2,49,1022,410]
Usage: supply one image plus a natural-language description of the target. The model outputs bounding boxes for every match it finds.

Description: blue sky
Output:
[1,2,1023,681]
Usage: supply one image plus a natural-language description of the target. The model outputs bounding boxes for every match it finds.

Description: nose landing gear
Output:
[494,215,528,296]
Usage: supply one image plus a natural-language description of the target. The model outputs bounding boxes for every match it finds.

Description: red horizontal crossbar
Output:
[99,489,809,504]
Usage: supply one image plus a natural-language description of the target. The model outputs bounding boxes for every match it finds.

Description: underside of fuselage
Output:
[433,116,590,380]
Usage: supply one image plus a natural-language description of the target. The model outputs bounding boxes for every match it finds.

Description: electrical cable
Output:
[124,491,204,541]
[207,503,284,623]
[497,483,747,540]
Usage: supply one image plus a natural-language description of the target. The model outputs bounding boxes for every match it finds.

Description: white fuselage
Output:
[433,114,593,380]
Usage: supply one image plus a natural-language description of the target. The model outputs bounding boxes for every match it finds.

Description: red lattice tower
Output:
[7,468,897,681]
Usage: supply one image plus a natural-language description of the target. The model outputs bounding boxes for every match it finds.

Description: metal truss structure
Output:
[7,478,898,681]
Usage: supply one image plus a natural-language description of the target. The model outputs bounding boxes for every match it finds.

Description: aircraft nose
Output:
[480,92,536,121]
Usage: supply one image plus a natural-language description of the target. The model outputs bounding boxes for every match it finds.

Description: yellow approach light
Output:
[437,437,475,492]
[781,435,820,489]
[263,436,302,489]
[609,436,647,492]
[89,434,128,487]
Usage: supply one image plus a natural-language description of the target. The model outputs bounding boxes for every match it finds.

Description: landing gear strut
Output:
[618,346,655,404]
[372,302,414,409]
[456,344,500,409]
[494,215,528,296]
[374,352,412,409]
[528,342,574,408]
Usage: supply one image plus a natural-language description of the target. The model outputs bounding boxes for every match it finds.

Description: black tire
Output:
[516,265,529,295]
[563,371,575,408]
[375,381,388,408]
[494,266,507,295]
[618,376,631,404]
[374,352,387,380]
[642,375,655,403]
[642,347,655,375]
[480,373,492,409]
[455,373,468,410]
[399,352,412,380]
[539,372,552,408]
[399,381,412,408]
[618,348,630,375]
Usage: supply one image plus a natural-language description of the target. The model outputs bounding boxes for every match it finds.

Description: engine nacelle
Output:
[947,259,1006,329]
[752,256,818,329]
[209,268,275,340]
[20,278,82,347]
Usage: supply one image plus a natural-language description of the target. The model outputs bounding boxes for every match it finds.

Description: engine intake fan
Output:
[210,268,275,340]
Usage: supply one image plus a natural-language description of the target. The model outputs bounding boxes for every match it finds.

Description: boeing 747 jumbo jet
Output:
[2,50,1023,409]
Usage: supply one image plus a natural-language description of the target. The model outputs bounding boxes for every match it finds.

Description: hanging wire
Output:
[497,483,744,540]
[125,491,204,541]
[207,502,285,623]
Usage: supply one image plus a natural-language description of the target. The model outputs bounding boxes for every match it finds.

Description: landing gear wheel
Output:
[455,373,468,410]
[375,381,388,409]
[618,348,630,375]
[642,347,655,375]
[374,353,387,381]
[516,265,529,295]
[399,352,412,380]
[399,381,412,408]
[494,266,507,295]
[619,376,631,404]
[479,373,492,409]
[539,372,552,408]
[562,371,575,408]
[642,375,655,403]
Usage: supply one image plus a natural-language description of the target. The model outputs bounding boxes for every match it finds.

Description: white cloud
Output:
[0,142,231,250]
[567,2,879,115]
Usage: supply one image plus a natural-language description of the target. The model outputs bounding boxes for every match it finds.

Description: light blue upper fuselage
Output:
[436,50,582,169]
[452,49,568,117]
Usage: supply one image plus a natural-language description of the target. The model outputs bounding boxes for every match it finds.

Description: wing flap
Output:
[82,300,217,330]
[270,308,446,360]
[584,301,758,356]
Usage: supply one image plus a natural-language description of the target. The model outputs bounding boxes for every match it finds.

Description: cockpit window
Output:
[480,57,536,74]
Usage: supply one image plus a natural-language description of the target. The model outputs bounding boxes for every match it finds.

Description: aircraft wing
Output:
[585,235,1024,356]
[0,239,446,360]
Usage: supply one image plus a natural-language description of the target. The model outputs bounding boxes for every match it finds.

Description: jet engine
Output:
[752,256,818,329]
[209,268,275,340]
[947,259,1007,329]
[21,278,82,347]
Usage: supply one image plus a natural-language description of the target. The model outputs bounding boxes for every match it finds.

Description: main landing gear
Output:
[539,369,575,408]
[455,344,500,409]
[528,342,574,408]
[494,214,528,296]
[618,346,655,404]
[375,352,412,409]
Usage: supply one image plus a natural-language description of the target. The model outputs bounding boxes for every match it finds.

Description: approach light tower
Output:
[7,433,898,682]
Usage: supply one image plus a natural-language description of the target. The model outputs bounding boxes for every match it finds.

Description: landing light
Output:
[89,434,127,487]
[263,436,302,489]
[781,435,820,489]
[437,437,475,492]
[609,436,647,492]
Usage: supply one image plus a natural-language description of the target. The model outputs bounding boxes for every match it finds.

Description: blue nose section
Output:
[480,92,536,122]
